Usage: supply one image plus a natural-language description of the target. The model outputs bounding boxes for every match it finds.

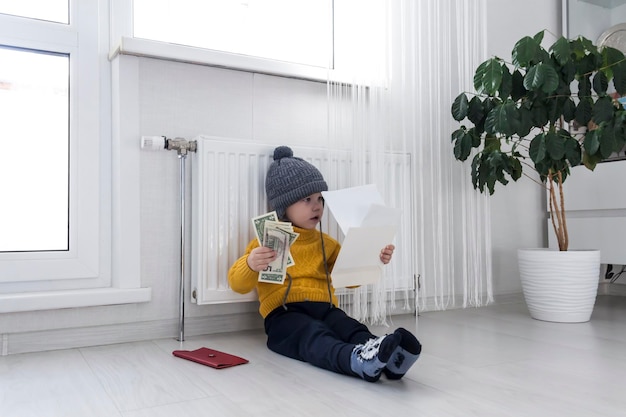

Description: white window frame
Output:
[0,0,150,312]
[109,0,378,84]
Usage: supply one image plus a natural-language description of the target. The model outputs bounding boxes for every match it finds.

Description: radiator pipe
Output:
[166,138,197,342]
[177,152,186,341]
[140,135,197,341]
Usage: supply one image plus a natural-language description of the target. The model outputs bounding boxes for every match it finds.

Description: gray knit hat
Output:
[265,146,328,220]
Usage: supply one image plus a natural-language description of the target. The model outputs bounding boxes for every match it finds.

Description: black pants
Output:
[264,302,376,376]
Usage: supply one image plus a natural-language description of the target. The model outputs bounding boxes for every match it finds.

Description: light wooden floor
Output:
[2,294,626,417]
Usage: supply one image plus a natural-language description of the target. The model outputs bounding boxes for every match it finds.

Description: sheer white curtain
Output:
[327,0,492,323]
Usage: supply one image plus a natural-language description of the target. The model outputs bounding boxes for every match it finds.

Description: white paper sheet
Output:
[362,204,402,229]
[322,185,401,288]
[322,184,386,235]
[330,225,398,288]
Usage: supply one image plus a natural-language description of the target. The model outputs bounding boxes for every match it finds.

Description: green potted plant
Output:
[450,30,626,322]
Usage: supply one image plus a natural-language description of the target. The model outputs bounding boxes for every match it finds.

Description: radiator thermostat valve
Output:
[141,136,166,151]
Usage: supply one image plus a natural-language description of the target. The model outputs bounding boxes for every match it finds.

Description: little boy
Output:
[228,145,421,382]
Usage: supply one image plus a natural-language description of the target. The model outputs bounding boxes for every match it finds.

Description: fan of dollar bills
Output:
[252,211,299,284]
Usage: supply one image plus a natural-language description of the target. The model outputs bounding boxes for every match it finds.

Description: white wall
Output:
[136,59,331,323]
[0,0,563,354]
[566,0,626,44]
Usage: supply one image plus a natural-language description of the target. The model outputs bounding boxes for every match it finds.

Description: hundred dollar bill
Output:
[263,221,299,267]
[251,212,296,270]
[259,226,291,284]
[252,211,280,243]
[258,270,286,284]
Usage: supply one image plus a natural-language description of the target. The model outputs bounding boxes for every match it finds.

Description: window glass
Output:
[0,47,69,252]
[133,0,333,68]
[0,0,69,24]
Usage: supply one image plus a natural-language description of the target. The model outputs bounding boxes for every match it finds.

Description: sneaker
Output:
[350,332,401,382]
[383,328,421,380]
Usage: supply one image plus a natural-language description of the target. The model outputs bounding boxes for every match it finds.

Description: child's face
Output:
[285,192,324,229]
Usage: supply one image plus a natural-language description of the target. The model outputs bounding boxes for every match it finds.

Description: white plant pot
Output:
[517,249,600,323]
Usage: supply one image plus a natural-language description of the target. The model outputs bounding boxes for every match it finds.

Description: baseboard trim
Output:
[598,282,626,296]
[1,312,264,356]
[10,289,605,356]
[416,291,524,313]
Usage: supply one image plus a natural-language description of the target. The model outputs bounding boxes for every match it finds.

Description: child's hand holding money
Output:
[247,246,277,272]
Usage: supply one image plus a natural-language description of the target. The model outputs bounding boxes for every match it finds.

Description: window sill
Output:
[0,287,152,313]
[108,37,334,83]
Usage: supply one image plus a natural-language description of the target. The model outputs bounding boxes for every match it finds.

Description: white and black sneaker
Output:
[350,332,401,382]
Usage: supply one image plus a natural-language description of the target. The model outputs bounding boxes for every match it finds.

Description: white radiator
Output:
[191,136,414,305]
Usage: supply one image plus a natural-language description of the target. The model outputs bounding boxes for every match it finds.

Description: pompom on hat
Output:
[265,146,328,220]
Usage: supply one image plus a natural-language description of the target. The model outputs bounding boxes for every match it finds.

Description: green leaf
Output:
[533,160,551,177]
[452,128,465,157]
[474,58,503,95]
[499,64,512,98]
[575,98,593,126]
[452,127,465,143]
[592,71,609,95]
[467,96,485,126]
[560,61,577,84]
[578,75,592,97]
[484,135,502,152]
[487,151,509,190]
[562,97,576,122]
[570,36,589,60]
[563,133,582,167]
[512,36,540,68]
[453,130,474,161]
[529,132,547,163]
[583,128,600,155]
[601,46,625,76]
[517,106,533,137]
[509,157,523,181]
[533,30,545,45]
[531,100,549,127]
[523,63,559,93]
[493,153,509,187]
[583,151,602,170]
[547,92,563,124]
[545,130,565,160]
[472,153,493,193]
[454,134,472,161]
[593,96,614,124]
[485,101,518,136]
[472,149,524,195]
[452,128,482,162]
[452,93,469,121]
[478,98,497,133]
[511,69,526,101]
[599,126,617,158]
[550,36,571,66]
[576,54,598,77]
[614,61,626,95]
[484,106,497,134]
[470,127,482,147]
[473,60,488,92]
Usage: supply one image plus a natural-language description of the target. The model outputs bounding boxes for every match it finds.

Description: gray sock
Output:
[383,328,421,380]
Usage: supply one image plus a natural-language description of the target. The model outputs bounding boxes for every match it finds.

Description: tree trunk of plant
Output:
[548,171,569,251]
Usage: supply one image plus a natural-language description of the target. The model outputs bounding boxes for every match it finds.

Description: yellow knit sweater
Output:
[228,226,341,318]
